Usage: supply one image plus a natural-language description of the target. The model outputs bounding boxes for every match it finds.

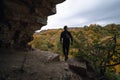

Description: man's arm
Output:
[69,32,73,44]
[60,32,63,44]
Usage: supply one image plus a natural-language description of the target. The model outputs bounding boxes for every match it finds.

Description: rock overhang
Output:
[0,0,65,50]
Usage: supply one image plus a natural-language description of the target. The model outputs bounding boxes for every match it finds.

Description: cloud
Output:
[40,0,120,30]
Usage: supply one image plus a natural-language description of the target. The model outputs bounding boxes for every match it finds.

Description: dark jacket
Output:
[60,30,73,45]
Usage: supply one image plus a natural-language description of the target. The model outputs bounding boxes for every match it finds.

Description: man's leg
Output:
[62,45,66,61]
[64,48,68,61]
[66,44,69,61]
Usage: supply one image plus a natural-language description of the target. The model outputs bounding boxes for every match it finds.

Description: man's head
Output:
[64,25,67,31]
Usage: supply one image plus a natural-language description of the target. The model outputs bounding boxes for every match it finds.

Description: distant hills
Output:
[29,24,120,75]
[29,23,120,53]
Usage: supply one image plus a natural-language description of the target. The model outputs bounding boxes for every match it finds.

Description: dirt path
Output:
[0,49,83,80]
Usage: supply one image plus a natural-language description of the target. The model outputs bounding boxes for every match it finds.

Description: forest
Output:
[29,24,120,80]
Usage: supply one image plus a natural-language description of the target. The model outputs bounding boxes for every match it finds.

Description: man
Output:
[60,26,73,61]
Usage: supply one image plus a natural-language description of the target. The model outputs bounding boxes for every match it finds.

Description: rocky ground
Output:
[0,49,95,80]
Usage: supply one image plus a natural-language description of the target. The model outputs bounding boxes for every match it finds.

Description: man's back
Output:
[61,31,71,42]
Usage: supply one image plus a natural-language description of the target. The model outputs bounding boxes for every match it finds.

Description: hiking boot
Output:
[65,56,68,61]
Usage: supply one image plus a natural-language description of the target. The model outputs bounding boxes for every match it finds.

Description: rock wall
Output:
[0,0,65,49]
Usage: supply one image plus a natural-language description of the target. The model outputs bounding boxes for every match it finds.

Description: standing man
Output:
[60,26,73,61]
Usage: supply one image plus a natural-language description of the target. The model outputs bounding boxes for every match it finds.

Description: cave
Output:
[0,0,65,50]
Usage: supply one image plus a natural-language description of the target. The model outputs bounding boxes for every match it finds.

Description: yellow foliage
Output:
[115,65,120,73]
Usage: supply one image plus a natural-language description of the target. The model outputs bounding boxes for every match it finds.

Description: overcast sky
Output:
[39,0,120,31]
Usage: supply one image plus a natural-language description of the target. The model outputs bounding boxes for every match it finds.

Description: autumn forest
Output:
[29,24,120,80]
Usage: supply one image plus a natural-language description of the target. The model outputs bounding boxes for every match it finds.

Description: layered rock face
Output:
[0,0,65,49]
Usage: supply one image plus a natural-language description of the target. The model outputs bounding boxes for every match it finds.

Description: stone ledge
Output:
[67,59,87,77]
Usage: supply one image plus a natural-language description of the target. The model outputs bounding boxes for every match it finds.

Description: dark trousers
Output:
[62,43,70,58]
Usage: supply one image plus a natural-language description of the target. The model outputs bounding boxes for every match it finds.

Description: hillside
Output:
[29,24,120,80]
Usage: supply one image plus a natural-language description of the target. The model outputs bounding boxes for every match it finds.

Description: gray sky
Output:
[40,0,120,31]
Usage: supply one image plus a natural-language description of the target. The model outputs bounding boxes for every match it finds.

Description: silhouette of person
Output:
[60,26,73,61]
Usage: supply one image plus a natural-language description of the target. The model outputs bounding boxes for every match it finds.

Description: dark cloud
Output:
[41,0,120,30]
[65,0,120,26]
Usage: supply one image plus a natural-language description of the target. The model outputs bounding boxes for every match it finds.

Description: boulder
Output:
[46,52,60,62]
[68,59,87,77]
[40,51,60,62]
